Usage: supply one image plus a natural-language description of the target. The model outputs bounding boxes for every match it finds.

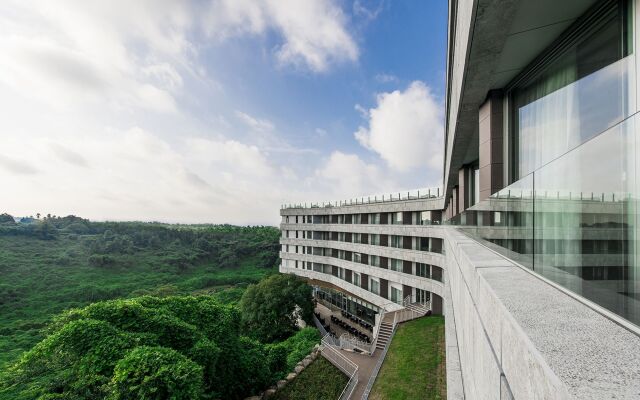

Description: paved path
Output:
[340,348,381,399]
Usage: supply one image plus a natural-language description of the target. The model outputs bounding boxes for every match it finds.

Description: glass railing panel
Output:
[450,173,535,269]
[450,112,639,326]
[533,113,638,324]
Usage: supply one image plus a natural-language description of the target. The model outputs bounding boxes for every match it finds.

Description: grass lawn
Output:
[370,316,446,400]
[272,356,348,400]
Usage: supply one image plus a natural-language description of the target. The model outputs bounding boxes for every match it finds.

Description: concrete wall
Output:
[443,227,640,400]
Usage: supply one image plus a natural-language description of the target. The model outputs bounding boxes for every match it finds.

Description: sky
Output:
[0,0,448,225]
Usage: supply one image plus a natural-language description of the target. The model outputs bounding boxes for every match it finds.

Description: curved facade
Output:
[279,198,446,315]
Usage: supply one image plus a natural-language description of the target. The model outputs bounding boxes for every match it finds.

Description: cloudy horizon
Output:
[0,0,447,225]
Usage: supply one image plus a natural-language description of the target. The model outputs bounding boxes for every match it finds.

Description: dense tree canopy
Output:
[0,217,281,369]
[0,295,319,400]
[0,214,15,225]
[240,274,314,343]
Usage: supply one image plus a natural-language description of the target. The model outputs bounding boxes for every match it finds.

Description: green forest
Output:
[0,214,318,399]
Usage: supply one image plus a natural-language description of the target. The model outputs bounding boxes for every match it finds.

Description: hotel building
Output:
[280,0,640,398]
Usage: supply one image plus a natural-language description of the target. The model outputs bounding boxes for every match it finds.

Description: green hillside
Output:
[0,217,281,369]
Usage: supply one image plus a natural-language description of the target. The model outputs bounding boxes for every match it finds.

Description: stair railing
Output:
[319,334,359,400]
[339,333,372,354]
[361,322,399,399]
[369,301,396,355]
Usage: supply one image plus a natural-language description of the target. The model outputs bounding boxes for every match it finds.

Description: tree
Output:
[240,274,313,342]
[109,346,203,400]
[0,213,15,225]
[1,295,293,400]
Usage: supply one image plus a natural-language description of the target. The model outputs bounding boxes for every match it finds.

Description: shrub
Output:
[109,346,203,400]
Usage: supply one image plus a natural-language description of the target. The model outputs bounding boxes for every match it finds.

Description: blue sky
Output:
[0,0,447,224]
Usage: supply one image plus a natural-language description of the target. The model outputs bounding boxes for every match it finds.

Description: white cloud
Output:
[354,81,443,173]
[314,151,392,197]
[203,0,359,72]
[374,73,398,83]
[354,103,368,118]
[0,0,438,225]
[0,1,192,113]
[315,128,327,137]
[353,0,384,22]
[235,111,275,132]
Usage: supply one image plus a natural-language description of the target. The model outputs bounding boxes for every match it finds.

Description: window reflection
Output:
[450,114,639,326]
[512,0,633,178]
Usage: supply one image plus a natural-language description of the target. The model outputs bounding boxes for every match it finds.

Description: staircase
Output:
[375,320,394,350]
[405,302,430,316]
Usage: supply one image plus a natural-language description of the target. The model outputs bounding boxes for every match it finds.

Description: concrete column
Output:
[458,167,470,212]
[432,293,443,315]
[479,90,504,201]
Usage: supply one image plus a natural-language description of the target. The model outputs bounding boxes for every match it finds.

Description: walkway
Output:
[339,347,381,399]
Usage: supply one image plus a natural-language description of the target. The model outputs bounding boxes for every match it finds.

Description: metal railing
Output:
[369,304,391,355]
[321,333,359,400]
[281,187,443,210]
[313,313,329,337]
[394,296,431,324]
[339,333,373,354]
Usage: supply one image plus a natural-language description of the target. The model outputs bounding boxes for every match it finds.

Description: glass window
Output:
[511,0,633,179]
[391,287,402,304]
[370,234,380,246]
[353,253,361,263]
[390,235,402,248]
[390,258,403,272]
[416,263,430,278]
[391,212,403,224]
[420,211,432,225]
[369,255,380,267]
[370,278,380,295]
[369,213,380,224]
[353,272,361,287]
[419,237,430,251]
[416,288,430,304]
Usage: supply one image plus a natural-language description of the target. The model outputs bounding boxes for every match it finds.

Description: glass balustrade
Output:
[450,112,639,326]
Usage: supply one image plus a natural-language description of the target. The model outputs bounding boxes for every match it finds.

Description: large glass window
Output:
[369,255,380,267]
[391,286,402,304]
[391,212,403,224]
[390,235,402,248]
[353,233,361,243]
[390,258,403,272]
[511,0,633,179]
[370,278,380,295]
[416,263,430,278]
